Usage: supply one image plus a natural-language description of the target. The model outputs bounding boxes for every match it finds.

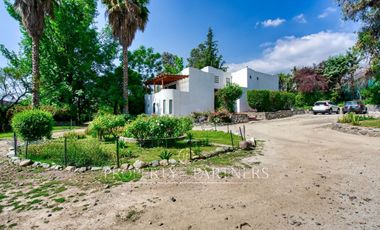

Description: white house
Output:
[144,66,279,116]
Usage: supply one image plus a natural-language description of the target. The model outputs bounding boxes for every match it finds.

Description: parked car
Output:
[343,101,367,114]
[312,101,340,115]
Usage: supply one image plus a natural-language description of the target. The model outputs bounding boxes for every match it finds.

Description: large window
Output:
[169,100,173,114]
[163,100,166,114]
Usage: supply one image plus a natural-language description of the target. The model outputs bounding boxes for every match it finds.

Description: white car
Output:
[312,101,340,115]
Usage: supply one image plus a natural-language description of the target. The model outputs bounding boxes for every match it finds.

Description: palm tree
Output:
[102,0,149,114]
[14,0,56,108]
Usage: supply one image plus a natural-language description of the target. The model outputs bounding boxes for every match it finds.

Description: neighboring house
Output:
[144,66,279,116]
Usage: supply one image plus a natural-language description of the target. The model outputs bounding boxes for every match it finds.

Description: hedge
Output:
[247,90,296,112]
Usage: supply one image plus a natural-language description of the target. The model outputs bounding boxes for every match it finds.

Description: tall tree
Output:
[102,0,150,114]
[162,52,184,74]
[188,28,226,71]
[12,0,56,108]
[128,45,162,81]
[278,72,295,92]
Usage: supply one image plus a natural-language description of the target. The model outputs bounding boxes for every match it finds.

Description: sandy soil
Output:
[0,114,379,230]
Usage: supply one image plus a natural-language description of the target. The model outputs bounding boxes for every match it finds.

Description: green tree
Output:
[216,83,242,112]
[188,28,226,71]
[278,73,294,92]
[162,52,184,74]
[10,0,56,108]
[102,0,150,114]
[128,45,162,81]
[337,0,380,103]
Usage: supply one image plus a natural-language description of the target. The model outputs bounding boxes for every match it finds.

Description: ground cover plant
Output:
[338,112,379,127]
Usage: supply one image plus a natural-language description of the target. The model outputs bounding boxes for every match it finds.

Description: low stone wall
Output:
[332,123,380,137]
[245,109,307,120]
[230,113,249,123]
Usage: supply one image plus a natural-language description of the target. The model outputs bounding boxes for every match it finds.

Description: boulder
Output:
[239,141,253,150]
[75,167,87,173]
[215,147,226,154]
[128,165,134,170]
[65,166,76,172]
[41,163,50,168]
[247,137,256,147]
[121,163,130,170]
[6,151,15,158]
[10,156,19,163]
[32,162,41,167]
[51,165,63,170]
[150,160,160,167]
[103,166,112,173]
[91,167,102,171]
[19,159,33,167]
[159,159,169,166]
[168,159,177,165]
[133,160,147,169]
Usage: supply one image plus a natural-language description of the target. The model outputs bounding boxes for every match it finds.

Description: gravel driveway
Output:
[0,114,379,229]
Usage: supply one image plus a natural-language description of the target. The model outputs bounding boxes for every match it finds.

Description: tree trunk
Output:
[122,46,129,114]
[350,73,355,99]
[31,37,41,108]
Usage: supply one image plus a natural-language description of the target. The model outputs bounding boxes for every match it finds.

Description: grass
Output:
[97,171,142,185]
[190,130,241,145]
[0,126,81,139]
[359,119,380,128]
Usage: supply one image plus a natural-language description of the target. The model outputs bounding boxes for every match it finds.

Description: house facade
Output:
[144,66,278,116]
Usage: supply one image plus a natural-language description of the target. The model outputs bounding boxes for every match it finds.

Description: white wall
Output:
[145,66,279,115]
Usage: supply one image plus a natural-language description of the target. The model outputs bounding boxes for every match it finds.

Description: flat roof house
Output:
[144,66,278,116]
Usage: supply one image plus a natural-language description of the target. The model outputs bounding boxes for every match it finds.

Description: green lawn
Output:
[359,119,380,128]
[190,130,242,146]
[0,126,80,139]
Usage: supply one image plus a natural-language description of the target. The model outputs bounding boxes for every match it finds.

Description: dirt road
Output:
[1,114,379,229]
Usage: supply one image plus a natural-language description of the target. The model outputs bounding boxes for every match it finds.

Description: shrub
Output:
[88,114,127,140]
[247,90,296,112]
[63,131,86,139]
[216,83,243,112]
[11,110,54,141]
[159,150,173,160]
[125,115,193,142]
[338,113,375,126]
[208,109,231,124]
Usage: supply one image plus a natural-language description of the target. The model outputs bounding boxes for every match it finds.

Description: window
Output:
[226,78,231,84]
[153,103,156,114]
[163,100,166,114]
[257,77,259,80]
[249,75,252,79]
[169,100,173,114]
[215,76,219,83]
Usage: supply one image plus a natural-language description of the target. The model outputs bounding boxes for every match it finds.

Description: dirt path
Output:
[1,114,379,229]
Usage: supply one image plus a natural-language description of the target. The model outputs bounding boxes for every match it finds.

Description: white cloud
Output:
[228,31,356,74]
[318,7,337,19]
[260,18,286,28]
[293,14,307,23]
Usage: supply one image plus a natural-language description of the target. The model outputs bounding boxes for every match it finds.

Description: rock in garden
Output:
[10,156,19,162]
[91,167,102,171]
[41,163,50,168]
[75,167,87,173]
[159,160,169,166]
[121,163,129,170]
[150,160,160,167]
[65,166,76,172]
[128,165,134,170]
[133,160,147,169]
[103,166,112,172]
[8,147,14,151]
[6,151,15,158]
[239,141,253,150]
[248,137,256,147]
[19,159,33,167]
[32,162,41,167]
[215,147,226,153]
[168,159,177,165]
[51,165,63,170]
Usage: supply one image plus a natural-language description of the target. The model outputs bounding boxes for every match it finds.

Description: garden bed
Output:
[332,123,380,137]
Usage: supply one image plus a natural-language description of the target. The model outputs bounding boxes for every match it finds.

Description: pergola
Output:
[145,74,189,93]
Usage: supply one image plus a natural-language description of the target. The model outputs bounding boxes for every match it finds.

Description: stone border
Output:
[331,123,380,137]
[5,139,255,173]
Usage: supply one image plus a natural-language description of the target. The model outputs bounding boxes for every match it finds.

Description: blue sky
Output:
[0,0,359,73]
